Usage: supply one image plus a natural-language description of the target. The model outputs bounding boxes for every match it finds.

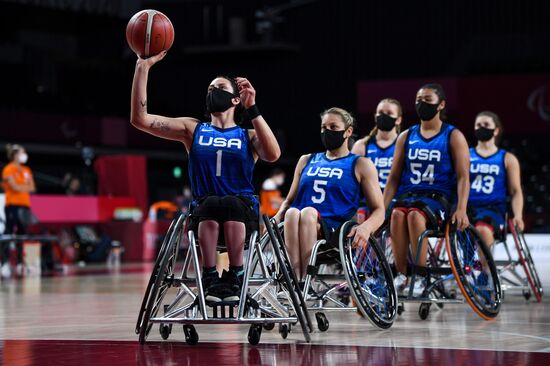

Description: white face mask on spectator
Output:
[18,153,28,164]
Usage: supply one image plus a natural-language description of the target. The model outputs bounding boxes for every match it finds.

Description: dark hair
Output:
[476,110,504,145]
[6,144,23,161]
[365,98,403,143]
[205,75,244,123]
[420,83,447,103]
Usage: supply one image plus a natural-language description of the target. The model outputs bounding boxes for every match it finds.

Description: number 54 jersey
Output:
[189,123,255,199]
[396,123,456,199]
[468,148,507,210]
[291,152,361,231]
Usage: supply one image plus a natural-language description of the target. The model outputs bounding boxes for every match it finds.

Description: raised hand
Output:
[136,50,168,69]
[235,77,256,108]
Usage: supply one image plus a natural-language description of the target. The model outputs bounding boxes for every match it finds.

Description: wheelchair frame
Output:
[135,213,312,345]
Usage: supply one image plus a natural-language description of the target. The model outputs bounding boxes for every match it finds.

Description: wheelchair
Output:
[261,216,398,331]
[492,216,543,302]
[384,195,503,321]
[135,211,313,345]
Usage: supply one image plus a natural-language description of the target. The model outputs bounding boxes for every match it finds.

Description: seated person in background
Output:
[260,168,286,218]
[468,111,523,246]
[274,107,385,281]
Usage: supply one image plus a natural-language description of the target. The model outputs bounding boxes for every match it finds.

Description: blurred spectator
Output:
[260,168,286,218]
[175,185,194,214]
[2,144,36,278]
[62,173,85,195]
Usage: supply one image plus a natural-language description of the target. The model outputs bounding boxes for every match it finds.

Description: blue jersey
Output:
[364,137,396,191]
[291,153,361,231]
[469,148,507,211]
[189,123,255,200]
[397,123,456,199]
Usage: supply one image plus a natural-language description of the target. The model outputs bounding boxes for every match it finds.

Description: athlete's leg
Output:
[407,210,429,268]
[223,221,246,267]
[298,207,319,281]
[198,220,219,268]
[390,209,409,274]
[284,208,301,278]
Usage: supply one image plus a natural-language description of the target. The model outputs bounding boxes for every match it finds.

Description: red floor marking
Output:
[1,340,549,366]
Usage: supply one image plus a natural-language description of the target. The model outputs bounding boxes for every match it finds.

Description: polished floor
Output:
[1,264,550,365]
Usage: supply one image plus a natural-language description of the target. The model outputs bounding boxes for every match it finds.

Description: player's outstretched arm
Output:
[130,51,198,146]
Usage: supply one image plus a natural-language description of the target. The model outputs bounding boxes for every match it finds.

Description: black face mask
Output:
[375,113,397,131]
[475,127,495,142]
[415,101,440,121]
[321,129,347,151]
[206,87,238,114]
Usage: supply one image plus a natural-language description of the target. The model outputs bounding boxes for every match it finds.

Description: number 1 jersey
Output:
[189,123,255,199]
[291,152,361,231]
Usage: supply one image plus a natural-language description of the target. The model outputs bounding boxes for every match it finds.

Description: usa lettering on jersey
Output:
[373,156,393,168]
[305,167,343,179]
[470,163,500,175]
[198,135,242,149]
[408,148,441,161]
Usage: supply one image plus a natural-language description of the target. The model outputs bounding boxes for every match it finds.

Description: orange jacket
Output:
[2,163,33,207]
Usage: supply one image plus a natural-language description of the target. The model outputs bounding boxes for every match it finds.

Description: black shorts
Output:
[189,195,259,237]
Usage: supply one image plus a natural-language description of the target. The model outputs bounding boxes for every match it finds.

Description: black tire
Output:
[248,325,262,345]
[263,322,275,331]
[340,221,398,329]
[137,214,185,344]
[279,324,289,339]
[135,213,182,334]
[159,323,171,340]
[418,303,431,320]
[184,325,199,345]
[315,312,329,332]
[446,224,502,320]
[397,304,404,316]
[263,215,311,342]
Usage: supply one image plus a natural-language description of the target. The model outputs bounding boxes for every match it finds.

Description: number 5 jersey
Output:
[468,147,507,211]
[189,123,255,200]
[291,152,361,231]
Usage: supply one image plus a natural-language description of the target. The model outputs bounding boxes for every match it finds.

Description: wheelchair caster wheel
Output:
[449,289,457,299]
[263,322,275,331]
[435,302,444,309]
[159,323,172,340]
[419,303,431,320]
[279,323,290,339]
[183,325,199,345]
[248,325,262,345]
[523,289,531,301]
[315,312,329,332]
[397,304,404,316]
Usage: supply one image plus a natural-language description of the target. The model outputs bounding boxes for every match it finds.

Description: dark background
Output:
[1,0,549,227]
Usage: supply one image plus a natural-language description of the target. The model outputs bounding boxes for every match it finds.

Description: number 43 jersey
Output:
[291,152,361,231]
[189,123,255,199]
[397,123,456,199]
[468,148,507,209]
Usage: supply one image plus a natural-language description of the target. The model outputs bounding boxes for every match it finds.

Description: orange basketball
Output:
[126,9,174,58]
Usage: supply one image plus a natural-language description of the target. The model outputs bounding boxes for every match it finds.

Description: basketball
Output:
[126,9,174,58]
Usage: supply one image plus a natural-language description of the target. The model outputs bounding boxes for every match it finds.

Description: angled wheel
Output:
[340,221,398,329]
[446,223,502,320]
[137,213,186,344]
[135,213,182,334]
[263,215,311,342]
[509,219,543,302]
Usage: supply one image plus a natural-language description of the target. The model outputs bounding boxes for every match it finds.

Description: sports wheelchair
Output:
[383,195,503,320]
[260,217,398,331]
[135,212,313,345]
[492,217,543,302]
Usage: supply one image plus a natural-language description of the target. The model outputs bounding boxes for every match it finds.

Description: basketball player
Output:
[352,98,402,223]
[468,111,524,246]
[383,84,470,295]
[130,51,281,302]
[274,107,385,280]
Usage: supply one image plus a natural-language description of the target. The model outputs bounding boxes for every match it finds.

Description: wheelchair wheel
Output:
[137,214,185,344]
[263,215,312,342]
[446,224,502,320]
[340,221,398,329]
[509,219,543,302]
[135,213,183,335]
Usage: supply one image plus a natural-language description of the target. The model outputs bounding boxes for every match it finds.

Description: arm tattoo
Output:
[149,119,170,131]
[140,99,147,111]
